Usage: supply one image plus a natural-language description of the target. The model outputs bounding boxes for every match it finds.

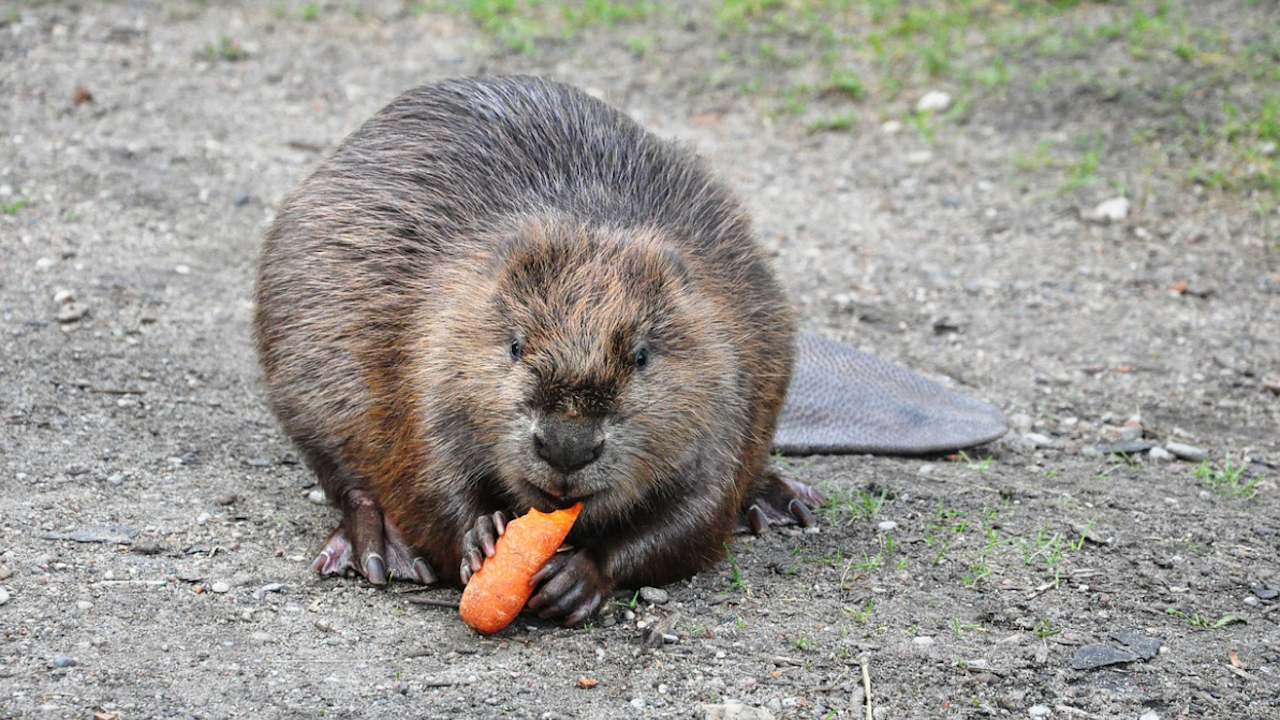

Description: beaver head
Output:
[411,216,747,522]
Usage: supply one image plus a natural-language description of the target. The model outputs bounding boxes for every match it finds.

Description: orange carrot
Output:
[459,502,583,634]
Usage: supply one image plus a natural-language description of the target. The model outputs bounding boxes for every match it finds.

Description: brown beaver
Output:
[254,76,823,624]
[255,76,1006,625]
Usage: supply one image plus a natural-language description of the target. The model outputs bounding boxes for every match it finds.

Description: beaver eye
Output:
[509,338,523,361]
[634,346,650,370]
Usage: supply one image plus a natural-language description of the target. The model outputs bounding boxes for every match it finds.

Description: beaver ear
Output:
[653,245,693,289]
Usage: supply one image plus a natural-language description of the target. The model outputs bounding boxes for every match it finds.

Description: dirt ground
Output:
[2,2,1278,719]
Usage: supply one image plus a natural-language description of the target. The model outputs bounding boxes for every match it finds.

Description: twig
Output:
[859,654,872,720]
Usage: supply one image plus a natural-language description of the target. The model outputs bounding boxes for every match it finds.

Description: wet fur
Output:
[255,76,794,593]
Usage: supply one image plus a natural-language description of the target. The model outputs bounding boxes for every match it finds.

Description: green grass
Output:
[198,35,248,62]
[1,197,27,215]
[441,1,1280,204]
[821,485,891,525]
[1195,454,1262,500]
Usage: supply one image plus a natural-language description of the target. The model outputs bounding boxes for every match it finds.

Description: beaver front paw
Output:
[527,550,611,626]
[459,511,509,584]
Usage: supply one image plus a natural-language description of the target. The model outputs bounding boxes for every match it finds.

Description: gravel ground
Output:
[2,2,1278,719]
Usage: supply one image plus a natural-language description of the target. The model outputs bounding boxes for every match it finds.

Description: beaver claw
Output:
[739,475,824,535]
[527,550,610,627]
[460,511,508,584]
[312,489,437,585]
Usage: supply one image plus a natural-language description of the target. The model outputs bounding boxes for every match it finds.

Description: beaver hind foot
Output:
[312,488,438,586]
[739,475,823,535]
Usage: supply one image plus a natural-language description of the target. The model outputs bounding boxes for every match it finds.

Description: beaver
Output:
[255,76,1006,625]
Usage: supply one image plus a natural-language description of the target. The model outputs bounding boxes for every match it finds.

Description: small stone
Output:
[53,289,75,304]
[174,264,191,275]
[916,90,952,113]
[913,636,935,647]
[1024,432,1054,448]
[880,120,903,135]
[211,581,230,593]
[76,600,93,610]
[0,588,9,605]
[1090,197,1130,223]
[1028,705,1051,718]
[1117,424,1143,442]
[1148,447,1172,462]
[196,512,212,525]
[1165,442,1207,462]
[253,583,284,601]
[36,257,56,270]
[906,150,933,165]
[216,494,237,506]
[107,473,125,486]
[1139,713,1160,720]
[1252,586,1278,600]
[877,520,898,532]
[1259,141,1277,156]
[1070,644,1139,670]
[630,698,645,709]
[307,489,326,505]
[57,303,89,323]
[66,463,90,476]
[52,656,76,668]
[639,586,669,605]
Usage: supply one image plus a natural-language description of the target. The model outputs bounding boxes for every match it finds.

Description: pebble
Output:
[307,489,326,505]
[1091,197,1130,223]
[1070,644,1139,670]
[1028,705,1051,718]
[52,656,76,668]
[639,586,669,605]
[1140,712,1160,720]
[913,636,935,647]
[1148,447,1172,462]
[880,120,903,135]
[196,512,212,525]
[76,600,93,610]
[53,289,75,304]
[1116,424,1143,442]
[211,581,230,594]
[906,150,933,165]
[1023,432,1054,448]
[1165,442,1207,462]
[877,520,898,532]
[174,264,191,275]
[630,698,645,709]
[0,588,9,605]
[916,90,952,113]
[56,303,89,323]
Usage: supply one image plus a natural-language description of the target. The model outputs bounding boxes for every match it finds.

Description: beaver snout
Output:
[534,416,606,475]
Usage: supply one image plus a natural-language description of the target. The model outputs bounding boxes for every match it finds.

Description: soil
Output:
[2,2,1278,719]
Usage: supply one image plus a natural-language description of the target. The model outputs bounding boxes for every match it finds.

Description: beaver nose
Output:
[534,417,605,475]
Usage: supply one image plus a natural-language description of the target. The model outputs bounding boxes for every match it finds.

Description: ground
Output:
[2,1,1278,719]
